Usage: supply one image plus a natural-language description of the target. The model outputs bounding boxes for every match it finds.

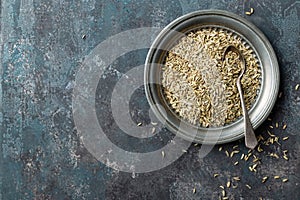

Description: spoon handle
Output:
[237,79,258,149]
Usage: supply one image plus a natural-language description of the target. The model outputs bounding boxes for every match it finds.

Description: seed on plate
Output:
[151,122,158,125]
[220,185,225,190]
[137,122,142,126]
[246,184,252,189]
[182,149,188,153]
[82,34,87,40]
[161,151,165,158]
[283,155,289,160]
[234,161,239,165]
[233,145,239,149]
[193,188,196,194]
[219,146,223,151]
[269,125,274,129]
[295,84,299,91]
[278,92,283,98]
[275,122,279,128]
[274,176,280,179]
[233,177,240,181]
[214,173,219,178]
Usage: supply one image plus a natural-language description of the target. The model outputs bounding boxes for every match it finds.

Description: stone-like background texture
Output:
[0,0,299,199]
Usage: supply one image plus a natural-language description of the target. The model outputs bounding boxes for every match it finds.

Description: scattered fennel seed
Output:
[137,122,142,126]
[295,84,299,91]
[162,27,261,127]
[227,181,231,188]
[283,136,289,141]
[151,122,158,125]
[257,145,263,152]
[151,127,156,134]
[274,176,280,179]
[219,146,223,151]
[283,124,287,130]
[193,188,196,194]
[214,173,219,178]
[161,151,165,158]
[241,154,245,160]
[246,184,252,189]
[234,161,239,165]
[262,177,268,183]
[222,190,226,197]
[245,8,254,15]
[282,178,288,183]
[220,185,225,190]
[275,122,279,128]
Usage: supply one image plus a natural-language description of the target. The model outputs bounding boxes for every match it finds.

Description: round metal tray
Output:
[144,10,279,144]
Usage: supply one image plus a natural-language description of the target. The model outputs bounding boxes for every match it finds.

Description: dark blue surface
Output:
[1,0,299,199]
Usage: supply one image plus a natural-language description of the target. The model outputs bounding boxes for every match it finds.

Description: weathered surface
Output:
[0,0,299,199]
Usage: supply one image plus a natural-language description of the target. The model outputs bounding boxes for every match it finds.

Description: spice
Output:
[162,27,261,127]
[283,136,289,141]
[295,84,299,91]
[282,124,287,130]
[226,181,231,188]
[151,127,156,134]
[262,176,268,183]
[245,8,254,16]
[282,178,288,183]
[137,122,142,126]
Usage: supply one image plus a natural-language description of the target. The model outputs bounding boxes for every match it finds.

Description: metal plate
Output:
[144,10,280,144]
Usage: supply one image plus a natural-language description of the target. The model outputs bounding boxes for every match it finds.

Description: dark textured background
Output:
[1,0,299,199]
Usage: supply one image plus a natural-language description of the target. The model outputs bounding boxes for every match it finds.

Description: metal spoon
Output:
[222,45,258,149]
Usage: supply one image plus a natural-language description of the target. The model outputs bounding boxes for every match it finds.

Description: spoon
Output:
[222,45,258,149]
